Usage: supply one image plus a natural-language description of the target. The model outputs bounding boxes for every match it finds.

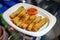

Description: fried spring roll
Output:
[30,15,36,20]
[23,15,36,24]
[33,17,49,32]
[20,15,36,29]
[33,16,42,23]
[12,17,22,26]
[20,23,28,29]
[18,8,27,17]
[27,23,34,31]
[10,6,24,19]
[20,20,30,29]
[19,14,30,28]
[27,16,42,31]
[25,15,36,30]
[25,14,30,20]
[23,14,30,22]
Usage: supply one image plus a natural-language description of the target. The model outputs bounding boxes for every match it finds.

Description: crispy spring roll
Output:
[33,17,49,32]
[10,6,24,19]
[12,17,22,26]
[16,9,27,22]
[30,15,36,20]
[19,14,30,28]
[20,15,36,29]
[18,8,27,17]
[23,14,30,22]
[18,14,29,22]
[33,16,42,23]
[27,16,42,31]
[20,20,30,29]
[27,23,34,31]
[22,15,36,24]
[25,15,36,30]
[20,23,28,29]
[25,14,30,21]
[12,17,19,25]
[25,15,36,25]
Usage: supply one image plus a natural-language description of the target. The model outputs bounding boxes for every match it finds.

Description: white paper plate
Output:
[3,3,57,37]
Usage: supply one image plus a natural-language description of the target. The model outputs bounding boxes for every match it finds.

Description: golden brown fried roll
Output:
[27,16,42,31]
[12,17,19,25]
[20,23,28,29]
[26,15,36,31]
[23,14,30,22]
[20,15,36,29]
[18,8,27,17]
[30,15,36,20]
[32,17,49,32]
[25,15,36,24]
[19,14,30,29]
[26,15,36,24]
[33,16,42,23]
[20,18,30,29]
[27,23,34,31]
[18,14,29,22]
[10,6,24,19]
[12,17,22,26]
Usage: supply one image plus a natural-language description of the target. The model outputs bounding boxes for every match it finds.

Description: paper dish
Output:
[3,3,57,37]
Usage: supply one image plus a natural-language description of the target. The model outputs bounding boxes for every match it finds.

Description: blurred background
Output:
[0,0,60,40]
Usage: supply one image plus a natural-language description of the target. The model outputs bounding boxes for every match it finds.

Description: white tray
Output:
[3,3,57,37]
